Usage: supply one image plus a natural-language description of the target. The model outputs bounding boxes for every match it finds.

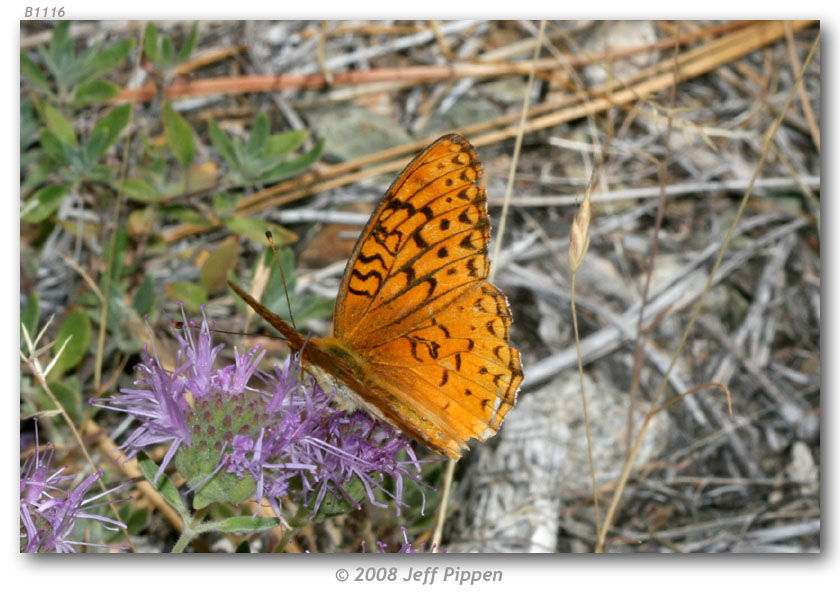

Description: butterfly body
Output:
[230,134,523,458]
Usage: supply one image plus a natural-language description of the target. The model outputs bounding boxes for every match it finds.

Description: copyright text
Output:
[338,566,503,585]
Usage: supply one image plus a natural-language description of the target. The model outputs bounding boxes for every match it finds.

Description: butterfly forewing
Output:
[335,135,489,343]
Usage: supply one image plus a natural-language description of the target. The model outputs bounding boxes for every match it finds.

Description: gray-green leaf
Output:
[213,516,281,534]
[246,113,269,154]
[143,22,159,61]
[166,281,207,312]
[73,79,121,104]
[137,452,188,515]
[20,52,50,94]
[208,120,238,169]
[121,178,162,202]
[162,101,195,166]
[177,23,199,63]
[86,104,131,160]
[43,104,77,148]
[223,216,297,247]
[266,130,308,157]
[260,138,324,182]
[22,184,69,223]
[84,39,134,82]
[21,292,40,345]
[51,307,92,377]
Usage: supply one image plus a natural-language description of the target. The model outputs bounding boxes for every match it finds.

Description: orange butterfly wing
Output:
[329,134,523,457]
[230,134,522,458]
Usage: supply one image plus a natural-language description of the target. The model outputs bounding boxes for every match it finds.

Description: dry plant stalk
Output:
[568,187,592,274]
[568,186,601,537]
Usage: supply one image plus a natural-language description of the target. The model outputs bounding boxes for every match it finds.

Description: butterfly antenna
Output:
[265,230,297,330]
[173,320,287,341]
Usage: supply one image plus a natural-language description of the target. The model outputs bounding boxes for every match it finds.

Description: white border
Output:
[6,5,832,600]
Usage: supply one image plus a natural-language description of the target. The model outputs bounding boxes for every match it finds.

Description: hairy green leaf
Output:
[84,39,134,82]
[143,22,159,61]
[133,275,156,316]
[166,281,207,312]
[208,120,238,169]
[21,184,69,223]
[214,516,281,534]
[121,178,162,202]
[260,138,324,182]
[137,452,188,516]
[246,113,269,155]
[43,104,77,148]
[223,216,297,247]
[178,23,199,63]
[200,238,240,293]
[21,292,40,346]
[162,101,195,166]
[86,104,131,160]
[51,308,92,377]
[73,79,121,104]
[160,36,174,65]
[39,127,68,164]
[266,130,308,157]
[20,52,50,94]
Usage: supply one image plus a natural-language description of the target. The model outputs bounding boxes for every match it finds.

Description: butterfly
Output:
[228,133,523,458]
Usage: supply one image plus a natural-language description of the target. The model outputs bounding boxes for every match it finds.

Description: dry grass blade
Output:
[568,184,600,535]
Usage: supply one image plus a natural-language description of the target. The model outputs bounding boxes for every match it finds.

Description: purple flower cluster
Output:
[20,422,126,553]
[93,307,425,519]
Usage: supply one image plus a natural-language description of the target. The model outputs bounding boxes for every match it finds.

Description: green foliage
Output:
[162,101,195,167]
[304,477,369,523]
[21,184,69,223]
[132,275,156,316]
[116,136,191,203]
[209,114,324,184]
[21,21,133,104]
[20,22,336,552]
[43,103,77,148]
[143,22,199,70]
[199,237,240,292]
[21,293,40,344]
[36,380,83,425]
[117,504,149,536]
[51,308,92,377]
[262,248,334,324]
[229,247,333,327]
[166,281,208,312]
[21,20,324,386]
[138,452,188,517]
[214,516,281,534]
[35,103,131,192]
[87,104,132,160]
[221,215,297,247]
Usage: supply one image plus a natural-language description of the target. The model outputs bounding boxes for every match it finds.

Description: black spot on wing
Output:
[413,229,429,249]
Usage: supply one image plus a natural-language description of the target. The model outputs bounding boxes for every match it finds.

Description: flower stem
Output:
[170,508,208,553]
[171,528,194,553]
